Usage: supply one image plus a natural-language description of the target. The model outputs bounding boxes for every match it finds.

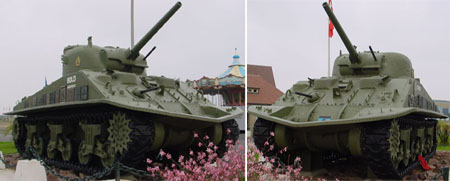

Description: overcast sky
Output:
[0,0,244,114]
[249,0,450,101]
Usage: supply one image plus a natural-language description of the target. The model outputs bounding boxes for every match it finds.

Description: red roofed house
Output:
[247,64,283,131]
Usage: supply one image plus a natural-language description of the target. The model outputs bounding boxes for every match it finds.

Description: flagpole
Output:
[328,34,330,77]
[327,0,333,77]
[131,0,135,48]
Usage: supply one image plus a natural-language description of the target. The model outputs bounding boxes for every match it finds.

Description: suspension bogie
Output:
[12,107,240,174]
[253,116,437,178]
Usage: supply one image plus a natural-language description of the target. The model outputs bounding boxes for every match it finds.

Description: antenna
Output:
[369,46,377,61]
[144,46,157,61]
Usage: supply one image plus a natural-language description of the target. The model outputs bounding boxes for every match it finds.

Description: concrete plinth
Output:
[14,159,46,181]
[0,169,15,180]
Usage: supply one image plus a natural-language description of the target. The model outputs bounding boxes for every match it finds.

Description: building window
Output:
[247,88,259,94]
[443,108,449,115]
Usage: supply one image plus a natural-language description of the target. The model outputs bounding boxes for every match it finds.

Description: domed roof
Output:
[218,48,245,78]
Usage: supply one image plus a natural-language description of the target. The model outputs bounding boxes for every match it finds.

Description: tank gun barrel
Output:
[128,2,182,60]
[322,2,360,64]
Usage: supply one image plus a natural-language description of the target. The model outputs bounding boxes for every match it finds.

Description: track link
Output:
[217,119,240,156]
[15,106,237,177]
[253,119,303,165]
[253,118,276,157]
[362,117,437,179]
[15,107,155,175]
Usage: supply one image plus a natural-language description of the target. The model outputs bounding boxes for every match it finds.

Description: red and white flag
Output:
[328,0,334,38]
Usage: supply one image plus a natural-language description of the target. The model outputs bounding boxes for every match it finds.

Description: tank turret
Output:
[323,2,415,79]
[62,2,182,76]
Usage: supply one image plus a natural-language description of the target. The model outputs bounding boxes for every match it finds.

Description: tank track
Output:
[253,118,276,157]
[15,107,238,176]
[253,118,301,166]
[362,117,437,179]
[217,119,240,156]
[186,119,239,159]
[14,107,155,175]
[322,151,351,164]
[14,118,27,159]
[254,119,350,165]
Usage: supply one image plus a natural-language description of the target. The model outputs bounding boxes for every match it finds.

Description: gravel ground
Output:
[5,152,448,180]
[320,151,449,180]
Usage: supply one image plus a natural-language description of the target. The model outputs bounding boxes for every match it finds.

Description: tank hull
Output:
[8,70,242,123]
[250,106,443,128]
[8,70,242,174]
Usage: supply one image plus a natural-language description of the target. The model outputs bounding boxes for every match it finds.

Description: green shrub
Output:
[3,122,13,137]
[0,142,17,154]
[438,121,450,145]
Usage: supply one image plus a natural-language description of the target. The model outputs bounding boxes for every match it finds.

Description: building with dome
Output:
[434,100,450,119]
[186,49,245,131]
[186,49,245,106]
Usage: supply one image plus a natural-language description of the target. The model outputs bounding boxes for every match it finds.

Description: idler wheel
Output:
[387,120,401,169]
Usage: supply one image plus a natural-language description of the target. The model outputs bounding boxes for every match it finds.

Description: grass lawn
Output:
[437,145,450,151]
[0,141,17,154]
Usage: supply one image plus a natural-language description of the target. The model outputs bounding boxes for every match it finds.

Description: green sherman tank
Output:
[249,2,446,179]
[6,2,242,174]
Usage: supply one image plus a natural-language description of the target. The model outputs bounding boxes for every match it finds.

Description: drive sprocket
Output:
[387,120,401,166]
[107,112,132,155]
